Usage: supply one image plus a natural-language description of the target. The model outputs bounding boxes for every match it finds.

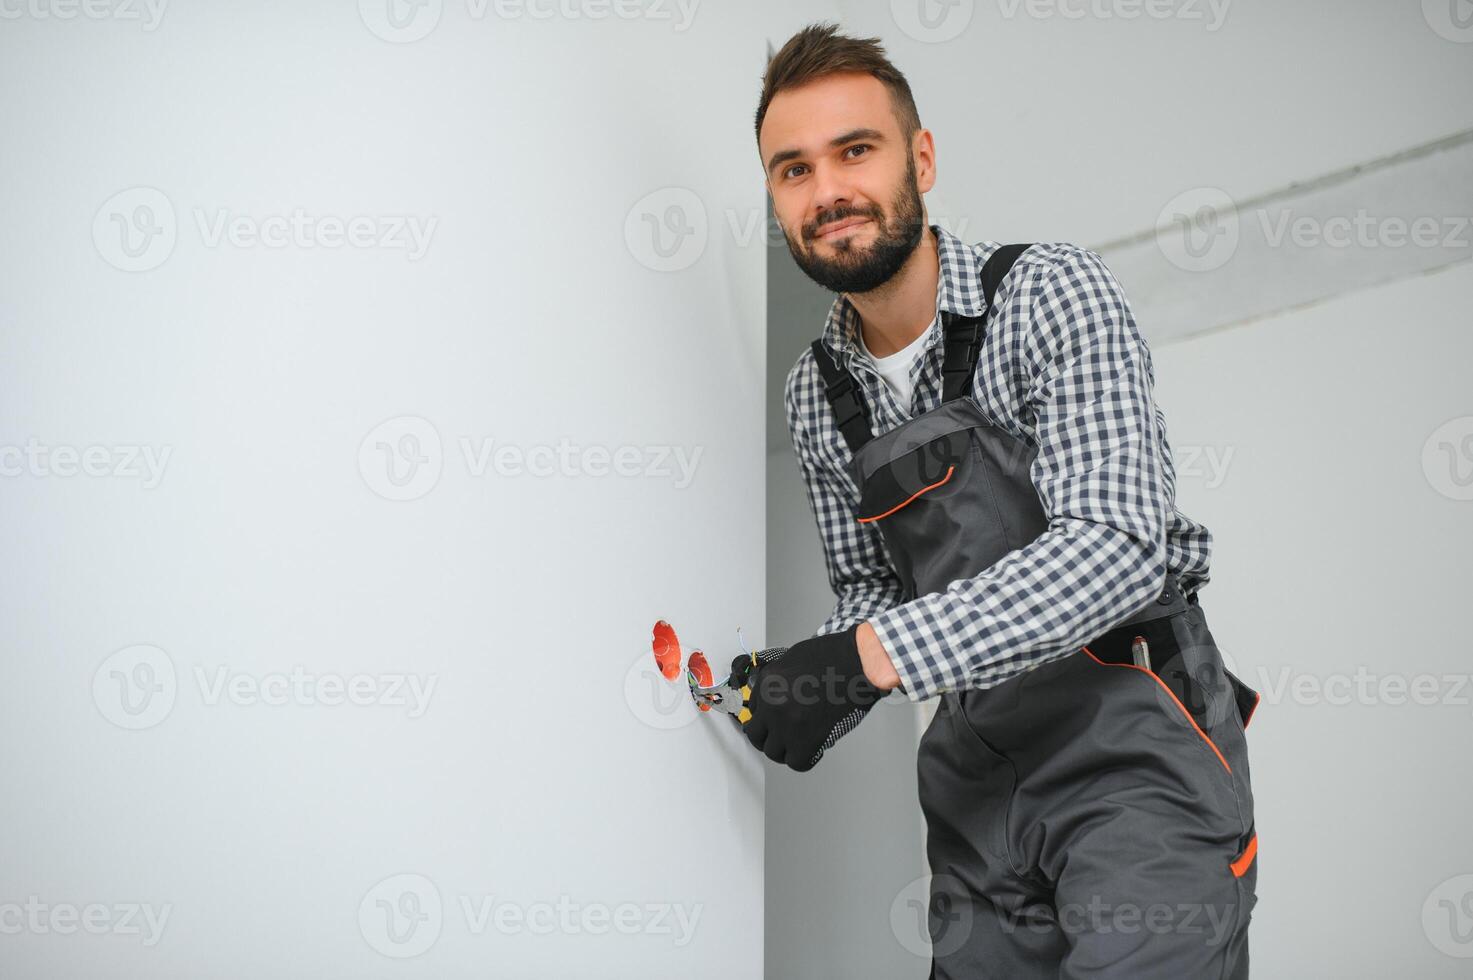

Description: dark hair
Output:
[755,22,922,151]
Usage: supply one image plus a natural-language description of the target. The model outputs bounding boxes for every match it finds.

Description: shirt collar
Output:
[819,222,985,363]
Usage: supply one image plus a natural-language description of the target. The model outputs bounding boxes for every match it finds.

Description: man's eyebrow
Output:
[766,128,886,176]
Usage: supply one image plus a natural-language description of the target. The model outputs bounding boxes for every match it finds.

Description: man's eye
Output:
[782,145,869,179]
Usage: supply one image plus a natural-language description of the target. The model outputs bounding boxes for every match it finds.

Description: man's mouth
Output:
[815,216,870,240]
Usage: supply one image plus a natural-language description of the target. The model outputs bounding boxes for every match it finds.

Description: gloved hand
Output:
[726,623,882,772]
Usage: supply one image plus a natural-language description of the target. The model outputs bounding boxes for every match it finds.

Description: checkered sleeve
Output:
[867,246,1172,702]
[784,355,909,642]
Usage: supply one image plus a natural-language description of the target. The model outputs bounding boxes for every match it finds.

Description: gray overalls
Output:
[809,245,1261,979]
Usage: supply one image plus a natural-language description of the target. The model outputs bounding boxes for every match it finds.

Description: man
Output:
[729,22,1260,979]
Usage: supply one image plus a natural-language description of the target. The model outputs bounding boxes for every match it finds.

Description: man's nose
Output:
[808,164,858,234]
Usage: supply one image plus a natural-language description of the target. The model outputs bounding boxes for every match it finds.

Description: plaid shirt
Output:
[783,224,1213,703]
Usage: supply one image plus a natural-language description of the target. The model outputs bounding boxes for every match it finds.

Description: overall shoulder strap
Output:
[941,243,1033,402]
[809,338,874,455]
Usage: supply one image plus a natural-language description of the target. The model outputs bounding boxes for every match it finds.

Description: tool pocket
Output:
[1081,644,1236,779]
[1091,604,1260,853]
[855,427,972,521]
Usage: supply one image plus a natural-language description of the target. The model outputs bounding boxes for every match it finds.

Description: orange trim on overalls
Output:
[1229,833,1258,877]
[1080,646,1232,776]
[856,465,956,523]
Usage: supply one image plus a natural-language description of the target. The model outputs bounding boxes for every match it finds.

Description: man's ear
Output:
[912,129,937,195]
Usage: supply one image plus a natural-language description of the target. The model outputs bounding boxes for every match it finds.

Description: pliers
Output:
[688,653,754,723]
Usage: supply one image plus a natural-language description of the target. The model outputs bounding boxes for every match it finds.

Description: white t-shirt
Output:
[855,318,936,415]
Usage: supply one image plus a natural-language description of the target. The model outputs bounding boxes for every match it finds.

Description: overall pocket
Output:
[1077,644,1261,902]
[1080,644,1236,780]
[1086,605,1261,882]
[855,427,974,600]
[855,427,973,521]
[854,418,1045,601]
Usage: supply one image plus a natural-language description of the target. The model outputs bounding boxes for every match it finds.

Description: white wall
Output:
[834,0,1473,248]
[0,5,772,978]
[1151,260,1473,978]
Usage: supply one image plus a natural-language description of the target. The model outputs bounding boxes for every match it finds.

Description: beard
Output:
[784,152,926,295]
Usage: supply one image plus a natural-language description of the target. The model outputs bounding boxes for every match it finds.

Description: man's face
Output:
[759,71,934,295]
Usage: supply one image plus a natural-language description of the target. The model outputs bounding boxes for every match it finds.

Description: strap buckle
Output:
[822,371,867,430]
[940,313,983,398]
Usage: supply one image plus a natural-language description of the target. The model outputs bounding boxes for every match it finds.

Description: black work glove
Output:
[726,623,883,772]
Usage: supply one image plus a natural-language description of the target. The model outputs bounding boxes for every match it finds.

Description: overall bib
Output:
[810,245,1261,979]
